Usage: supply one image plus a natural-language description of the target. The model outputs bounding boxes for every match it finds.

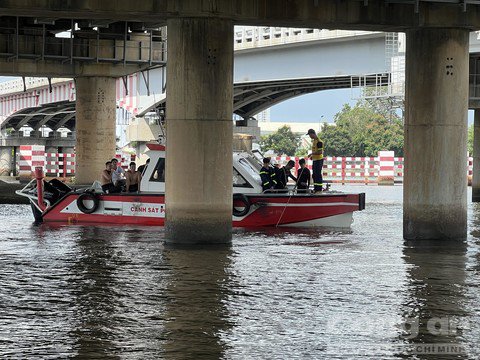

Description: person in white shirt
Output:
[111,158,126,191]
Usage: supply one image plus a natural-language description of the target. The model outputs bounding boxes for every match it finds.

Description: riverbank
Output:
[0,177,29,204]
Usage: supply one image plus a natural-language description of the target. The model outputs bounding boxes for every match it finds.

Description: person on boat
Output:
[275,160,297,190]
[296,158,311,193]
[125,162,141,192]
[306,129,324,193]
[137,158,150,176]
[260,157,277,192]
[100,161,117,193]
[111,158,126,191]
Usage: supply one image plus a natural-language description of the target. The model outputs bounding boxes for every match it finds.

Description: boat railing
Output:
[15,179,51,212]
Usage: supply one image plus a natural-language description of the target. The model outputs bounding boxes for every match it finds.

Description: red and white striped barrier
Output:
[377,151,395,185]
[274,151,407,185]
[45,152,76,177]
[16,149,134,180]
[18,145,45,178]
[14,150,474,185]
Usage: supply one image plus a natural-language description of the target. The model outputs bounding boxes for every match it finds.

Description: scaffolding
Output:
[352,32,405,112]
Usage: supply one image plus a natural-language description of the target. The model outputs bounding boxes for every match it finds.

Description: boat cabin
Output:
[140,143,264,194]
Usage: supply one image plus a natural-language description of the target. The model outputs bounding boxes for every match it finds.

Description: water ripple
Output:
[0,186,479,358]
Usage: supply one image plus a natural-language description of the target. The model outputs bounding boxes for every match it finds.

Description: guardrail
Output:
[234,27,381,50]
[17,145,134,179]
[13,148,475,185]
[274,152,401,185]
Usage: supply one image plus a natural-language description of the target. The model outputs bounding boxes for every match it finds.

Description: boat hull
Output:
[36,192,364,227]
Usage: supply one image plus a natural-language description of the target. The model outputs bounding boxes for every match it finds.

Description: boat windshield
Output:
[237,157,261,184]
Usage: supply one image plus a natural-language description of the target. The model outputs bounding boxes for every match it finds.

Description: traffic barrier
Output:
[45,152,76,177]
[18,145,45,179]
[274,153,474,185]
[15,149,474,185]
[468,158,473,185]
[378,151,395,185]
[16,149,134,180]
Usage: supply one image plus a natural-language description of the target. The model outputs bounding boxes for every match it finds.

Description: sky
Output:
[269,88,357,123]
[0,76,474,125]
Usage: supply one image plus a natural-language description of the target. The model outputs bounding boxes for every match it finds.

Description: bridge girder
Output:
[0,1,480,30]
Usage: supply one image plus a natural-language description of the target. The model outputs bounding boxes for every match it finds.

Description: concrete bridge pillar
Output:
[0,147,14,176]
[165,18,233,244]
[404,28,469,240]
[473,109,480,202]
[75,77,116,184]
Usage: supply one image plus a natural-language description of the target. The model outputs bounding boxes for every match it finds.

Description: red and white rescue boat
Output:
[16,144,365,228]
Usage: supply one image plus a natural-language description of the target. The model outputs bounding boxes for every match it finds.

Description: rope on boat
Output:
[275,167,306,227]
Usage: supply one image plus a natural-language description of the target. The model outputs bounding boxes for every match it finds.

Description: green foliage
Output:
[259,91,404,157]
[321,102,404,157]
[468,124,473,155]
[260,125,300,156]
[295,144,309,157]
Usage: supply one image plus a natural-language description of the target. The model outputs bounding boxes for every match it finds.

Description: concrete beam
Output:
[1,1,480,30]
[0,58,151,77]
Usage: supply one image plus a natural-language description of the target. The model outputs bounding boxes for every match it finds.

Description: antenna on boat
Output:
[156,107,166,145]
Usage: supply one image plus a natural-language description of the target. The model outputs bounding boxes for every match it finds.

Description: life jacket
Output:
[311,138,324,161]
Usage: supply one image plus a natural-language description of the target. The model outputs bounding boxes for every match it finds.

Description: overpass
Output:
[0,72,388,144]
[0,0,479,243]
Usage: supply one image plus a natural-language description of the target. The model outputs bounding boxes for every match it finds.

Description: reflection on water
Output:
[70,227,121,358]
[1,185,480,358]
[400,241,469,359]
[162,248,233,359]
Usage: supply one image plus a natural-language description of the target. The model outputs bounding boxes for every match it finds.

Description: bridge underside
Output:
[1,1,480,31]
[1,74,388,130]
[130,74,390,120]
[233,74,389,119]
[0,0,476,243]
[1,101,75,132]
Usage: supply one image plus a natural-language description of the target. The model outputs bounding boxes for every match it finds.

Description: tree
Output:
[260,125,299,156]
[321,103,404,157]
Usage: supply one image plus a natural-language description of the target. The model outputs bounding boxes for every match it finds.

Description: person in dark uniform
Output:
[260,157,277,192]
[307,128,324,193]
[296,158,311,193]
[137,158,150,176]
[275,160,297,190]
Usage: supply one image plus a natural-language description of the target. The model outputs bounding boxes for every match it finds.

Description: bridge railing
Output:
[234,27,380,50]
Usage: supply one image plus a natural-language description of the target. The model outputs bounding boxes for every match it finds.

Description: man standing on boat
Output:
[260,157,277,192]
[307,129,324,193]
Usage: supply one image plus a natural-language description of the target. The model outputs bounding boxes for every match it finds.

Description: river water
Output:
[0,185,479,359]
